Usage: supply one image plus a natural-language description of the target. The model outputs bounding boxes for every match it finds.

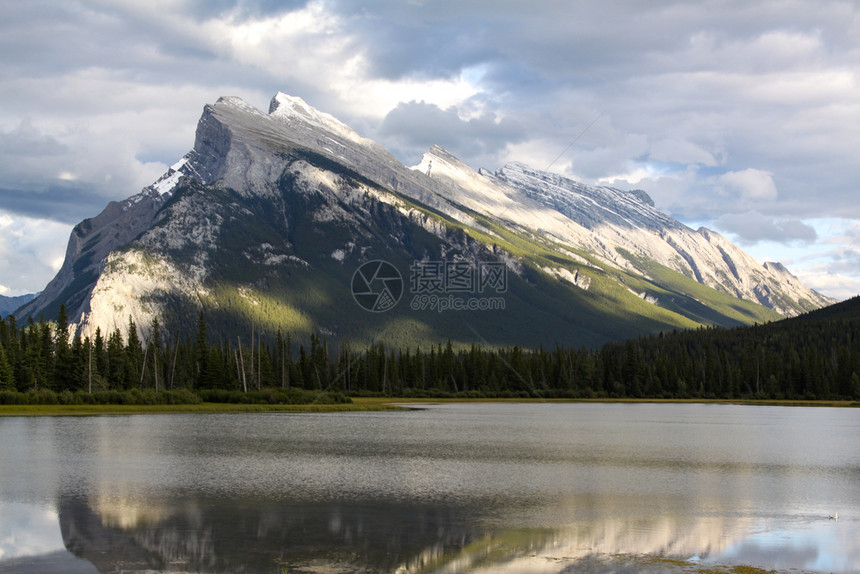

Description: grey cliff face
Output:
[15,189,169,323]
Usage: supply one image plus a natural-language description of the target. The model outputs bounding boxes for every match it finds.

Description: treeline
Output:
[2,301,860,402]
[0,307,349,405]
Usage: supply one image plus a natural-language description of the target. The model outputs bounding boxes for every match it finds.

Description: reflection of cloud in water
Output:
[709,520,859,574]
[90,494,176,529]
[418,514,755,574]
[0,502,63,559]
[429,512,860,574]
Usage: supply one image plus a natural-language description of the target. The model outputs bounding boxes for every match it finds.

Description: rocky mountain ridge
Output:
[417,147,829,316]
[0,293,36,316]
[16,93,831,346]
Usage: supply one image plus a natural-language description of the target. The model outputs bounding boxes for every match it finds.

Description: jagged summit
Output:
[17,93,832,345]
[268,92,365,144]
[491,162,677,232]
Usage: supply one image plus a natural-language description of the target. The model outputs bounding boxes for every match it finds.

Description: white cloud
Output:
[379,100,527,167]
[730,218,860,300]
[715,211,816,244]
[797,271,860,301]
[0,502,64,560]
[716,169,778,201]
[202,2,480,120]
[0,211,71,295]
[649,138,720,167]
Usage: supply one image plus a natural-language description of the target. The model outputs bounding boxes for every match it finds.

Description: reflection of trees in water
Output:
[57,494,484,573]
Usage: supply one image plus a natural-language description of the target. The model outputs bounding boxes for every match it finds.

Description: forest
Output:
[1,299,859,405]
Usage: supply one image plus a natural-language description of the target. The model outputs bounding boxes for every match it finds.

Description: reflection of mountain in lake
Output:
[58,495,484,573]
[57,493,772,574]
[29,404,856,574]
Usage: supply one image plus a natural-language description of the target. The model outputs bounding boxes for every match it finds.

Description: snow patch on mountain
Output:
[269,92,367,146]
[148,157,189,197]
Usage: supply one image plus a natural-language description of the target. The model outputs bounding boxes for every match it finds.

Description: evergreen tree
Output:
[126,317,143,387]
[93,328,107,386]
[106,328,126,388]
[310,333,328,390]
[52,305,74,391]
[193,311,217,389]
[0,343,14,390]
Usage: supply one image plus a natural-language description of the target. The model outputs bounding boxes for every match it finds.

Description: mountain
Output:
[17,93,832,348]
[0,293,37,316]
[784,293,860,323]
[420,149,828,316]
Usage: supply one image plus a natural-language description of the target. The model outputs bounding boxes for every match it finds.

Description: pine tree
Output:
[126,317,143,387]
[107,328,126,388]
[93,327,107,384]
[0,343,14,390]
[193,311,216,389]
[53,305,73,392]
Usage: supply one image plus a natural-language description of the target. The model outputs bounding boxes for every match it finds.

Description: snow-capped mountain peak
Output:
[268,92,365,145]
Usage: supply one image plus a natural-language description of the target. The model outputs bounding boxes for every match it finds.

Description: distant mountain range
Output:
[16,93,832,347]
[0,293,36,317]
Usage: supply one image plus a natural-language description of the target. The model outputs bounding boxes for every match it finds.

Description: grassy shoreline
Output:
[355,396,860,407]
[1,396,856,416]
[0,402,405,416]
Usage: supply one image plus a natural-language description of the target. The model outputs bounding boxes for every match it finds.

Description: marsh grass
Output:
[621,554,778,573]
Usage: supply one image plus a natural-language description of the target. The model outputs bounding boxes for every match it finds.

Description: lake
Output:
[0,403,857,573]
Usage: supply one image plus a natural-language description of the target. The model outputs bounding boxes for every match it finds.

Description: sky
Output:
[1,0,859,300]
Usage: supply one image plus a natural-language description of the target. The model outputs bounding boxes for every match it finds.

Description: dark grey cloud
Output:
[0,121,67,159]
[378,100,527,165]
[0,1,290,101]
[329,0,854,89]
[0,186,110,224]
[328,0,501,79]
[0,119,165,220]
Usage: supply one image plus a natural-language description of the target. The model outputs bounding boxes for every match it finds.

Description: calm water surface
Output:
[0,403,857,573]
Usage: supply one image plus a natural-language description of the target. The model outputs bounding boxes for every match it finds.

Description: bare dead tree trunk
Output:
[88,340,92,394]
[238,336,247,393]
